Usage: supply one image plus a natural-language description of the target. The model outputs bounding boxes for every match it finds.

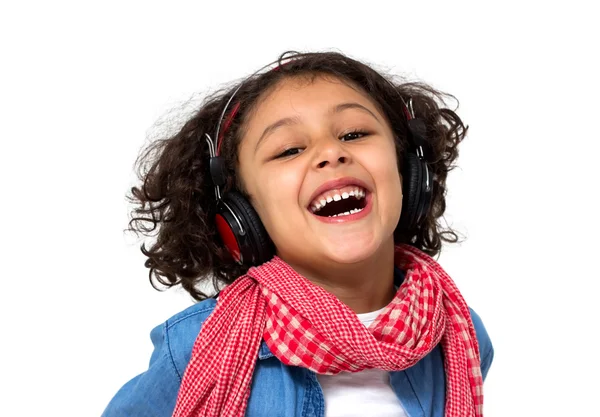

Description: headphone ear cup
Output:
[418,164,433,225]
[398,152,424,231]
[215,202,244,264]
[223,191,273,265]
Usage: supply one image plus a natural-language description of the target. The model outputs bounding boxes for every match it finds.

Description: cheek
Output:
[365,144,403,207]
[367,142,401,183]
[249,164,305,227]
[377,161,403,195]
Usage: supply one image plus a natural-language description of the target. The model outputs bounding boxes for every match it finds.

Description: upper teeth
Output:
[310,187,366,213]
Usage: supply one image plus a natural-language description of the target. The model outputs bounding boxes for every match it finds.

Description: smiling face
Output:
[237,75,403,270]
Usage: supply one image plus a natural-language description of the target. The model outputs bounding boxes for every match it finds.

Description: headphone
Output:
[396,99,434,233]
[204,63,433,267]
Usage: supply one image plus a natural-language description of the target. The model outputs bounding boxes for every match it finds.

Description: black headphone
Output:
[396,100,434,232]
[205,68,433,267]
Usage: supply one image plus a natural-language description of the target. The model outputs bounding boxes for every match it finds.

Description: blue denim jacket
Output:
[102,269,493,417]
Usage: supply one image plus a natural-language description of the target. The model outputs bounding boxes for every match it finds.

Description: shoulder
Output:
[159,298,218,379]
[468,307,494,380]
[101,298,218,417]
[164,297,217,333]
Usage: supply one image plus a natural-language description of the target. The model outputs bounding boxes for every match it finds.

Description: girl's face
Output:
[238,76,402,268]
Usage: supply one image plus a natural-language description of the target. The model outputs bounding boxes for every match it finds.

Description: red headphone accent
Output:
[215,213,242,263]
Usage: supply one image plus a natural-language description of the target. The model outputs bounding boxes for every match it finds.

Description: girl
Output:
[102,51,493,417]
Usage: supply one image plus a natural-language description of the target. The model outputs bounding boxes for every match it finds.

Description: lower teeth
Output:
[329,208,363,218]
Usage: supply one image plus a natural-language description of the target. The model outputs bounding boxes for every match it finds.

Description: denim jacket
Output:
[102,269,494,417]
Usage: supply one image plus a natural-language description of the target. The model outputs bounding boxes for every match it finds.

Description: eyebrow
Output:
[255,116,302,152]
[254,101,381,153]
[333,102,381,123]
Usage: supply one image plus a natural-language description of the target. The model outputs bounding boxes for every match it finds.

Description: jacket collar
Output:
[258,266,406,360]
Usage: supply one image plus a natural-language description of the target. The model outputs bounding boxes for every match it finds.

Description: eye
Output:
[275,147,302,159]
[340,130,368,142]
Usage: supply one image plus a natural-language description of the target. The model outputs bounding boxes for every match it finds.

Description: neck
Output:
[281,241,397,314]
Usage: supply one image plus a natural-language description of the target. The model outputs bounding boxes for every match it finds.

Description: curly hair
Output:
[126,51,468,301]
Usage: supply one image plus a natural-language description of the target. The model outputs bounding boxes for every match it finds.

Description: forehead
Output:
[244,75,381,125]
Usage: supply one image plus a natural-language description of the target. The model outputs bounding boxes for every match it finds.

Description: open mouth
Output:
[309,186,368,218]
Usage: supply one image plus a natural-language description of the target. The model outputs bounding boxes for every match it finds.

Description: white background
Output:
[1,1,598,416]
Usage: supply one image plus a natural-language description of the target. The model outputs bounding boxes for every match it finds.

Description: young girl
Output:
[102,51,493,417]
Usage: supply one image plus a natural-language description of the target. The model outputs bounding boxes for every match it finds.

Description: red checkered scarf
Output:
[172,244,484,417]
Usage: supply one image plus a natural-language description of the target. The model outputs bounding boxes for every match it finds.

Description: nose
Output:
[313,137,351,169]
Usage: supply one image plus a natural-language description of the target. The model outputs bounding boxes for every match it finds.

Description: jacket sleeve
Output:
[468,308,494,381]
[101,323,181,417]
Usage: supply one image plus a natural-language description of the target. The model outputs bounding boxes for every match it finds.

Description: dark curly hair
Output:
[126,51,468,301]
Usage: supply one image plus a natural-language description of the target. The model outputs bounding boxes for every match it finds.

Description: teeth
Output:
[328,207,364,217]
[310,186,367,213]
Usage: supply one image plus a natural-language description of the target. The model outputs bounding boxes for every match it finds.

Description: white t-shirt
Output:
[316,307,408,417]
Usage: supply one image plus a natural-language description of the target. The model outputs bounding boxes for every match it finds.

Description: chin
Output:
[321,234,383,265]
